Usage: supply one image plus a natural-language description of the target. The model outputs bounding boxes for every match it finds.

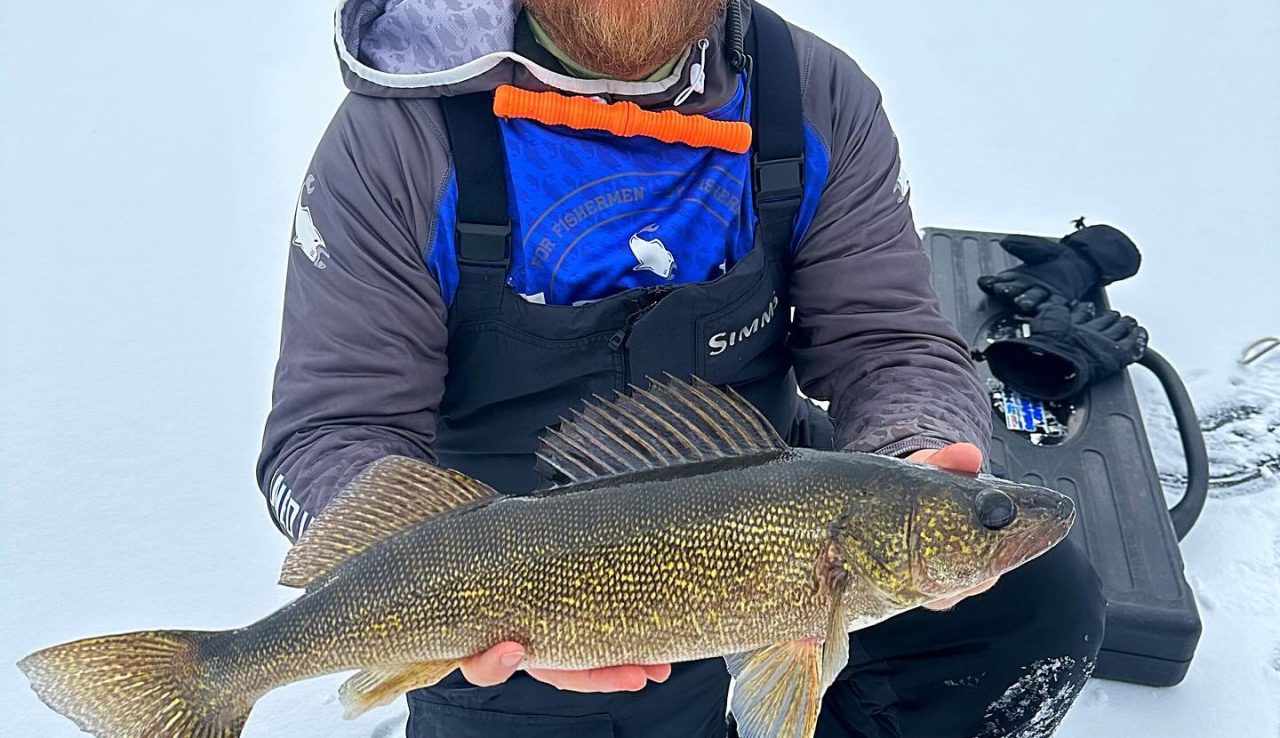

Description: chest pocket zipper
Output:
[609,286,677,384]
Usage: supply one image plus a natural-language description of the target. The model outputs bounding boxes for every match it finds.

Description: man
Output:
[259,1,1105,736]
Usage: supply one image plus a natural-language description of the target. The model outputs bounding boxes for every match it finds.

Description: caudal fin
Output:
[18,630,252,738]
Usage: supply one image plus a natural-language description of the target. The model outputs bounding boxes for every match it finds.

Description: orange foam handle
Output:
[494,85,754,154]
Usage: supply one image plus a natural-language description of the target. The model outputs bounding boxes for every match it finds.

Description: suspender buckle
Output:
[456,222,512,266]
[753,155,805,209]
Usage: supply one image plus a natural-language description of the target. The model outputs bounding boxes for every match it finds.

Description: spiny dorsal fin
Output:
[535,374,787,486]
[280,457,497,589]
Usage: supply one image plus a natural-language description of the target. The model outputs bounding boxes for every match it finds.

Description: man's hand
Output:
[459,642,672,693]
[906,443,1001,611]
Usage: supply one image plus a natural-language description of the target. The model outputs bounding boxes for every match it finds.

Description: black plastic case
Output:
[923,228,1202,686]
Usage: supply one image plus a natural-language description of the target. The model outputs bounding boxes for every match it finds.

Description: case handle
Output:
[1137,348,1209,541]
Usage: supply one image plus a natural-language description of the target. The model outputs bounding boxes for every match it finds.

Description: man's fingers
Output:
[910,443,984,474]
[461,646,671,693]
[527,665,656,693]
[643,663,673,684]
[459,642,525,687]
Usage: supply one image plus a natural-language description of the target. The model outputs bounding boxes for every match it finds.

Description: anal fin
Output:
[339,660,459,719]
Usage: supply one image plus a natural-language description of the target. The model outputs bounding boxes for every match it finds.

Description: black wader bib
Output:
[434,7,823,495]
[410,7,833,736]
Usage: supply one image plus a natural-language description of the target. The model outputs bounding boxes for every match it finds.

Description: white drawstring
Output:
[674,39,710,107]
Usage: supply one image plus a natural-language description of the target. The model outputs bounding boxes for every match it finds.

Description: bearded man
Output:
[259,1,1105,736]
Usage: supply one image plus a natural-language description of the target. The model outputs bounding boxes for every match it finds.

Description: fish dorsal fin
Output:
[279,457,497,589]
[535,374,788,486]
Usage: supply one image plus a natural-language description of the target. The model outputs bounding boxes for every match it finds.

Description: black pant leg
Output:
[816,541,1105,738]
[406,657,730,738]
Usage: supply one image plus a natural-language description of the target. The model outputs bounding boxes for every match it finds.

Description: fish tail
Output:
[19,630,253,738]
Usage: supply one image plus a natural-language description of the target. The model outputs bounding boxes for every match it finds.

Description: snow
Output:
[1057,356,1280,736]
[1,1,1277,737]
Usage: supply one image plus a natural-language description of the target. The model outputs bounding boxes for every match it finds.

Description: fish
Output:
[18,376,1075,738]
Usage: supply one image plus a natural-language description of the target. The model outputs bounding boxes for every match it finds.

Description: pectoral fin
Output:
[821,600,852,692]
[338,660,459,719]
[725,641,824,738]
[726,605,853,738]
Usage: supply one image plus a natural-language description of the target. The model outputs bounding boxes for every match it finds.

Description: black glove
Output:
[978,225,1142,313]
[985,302,1149,401]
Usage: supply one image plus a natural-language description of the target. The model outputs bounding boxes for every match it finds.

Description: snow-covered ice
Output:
[1055,354,1280,737]
[2,1,1277,736]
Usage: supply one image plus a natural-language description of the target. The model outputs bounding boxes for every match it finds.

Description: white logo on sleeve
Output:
[893,164,912,205]
[269,473,312,542]
[292,192,330,270]
[629,224,677,280]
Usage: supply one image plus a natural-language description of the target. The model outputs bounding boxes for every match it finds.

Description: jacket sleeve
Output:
[257,95,451,541]
[789,38,992,459]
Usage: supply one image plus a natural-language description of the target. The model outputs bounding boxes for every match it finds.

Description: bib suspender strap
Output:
[746,3,805,258]
[441,91,511,311]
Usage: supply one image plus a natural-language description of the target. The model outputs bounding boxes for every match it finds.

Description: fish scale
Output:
[19,376,1075,738]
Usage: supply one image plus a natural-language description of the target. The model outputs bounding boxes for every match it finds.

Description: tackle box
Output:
[923,228,1206,687]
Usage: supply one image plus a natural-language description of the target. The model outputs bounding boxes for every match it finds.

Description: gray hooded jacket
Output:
[257,0,992,540]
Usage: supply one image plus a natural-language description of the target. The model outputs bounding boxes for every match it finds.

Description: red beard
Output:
[525,0,727,81]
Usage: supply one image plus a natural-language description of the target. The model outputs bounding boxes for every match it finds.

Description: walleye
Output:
[19,377,1076,738]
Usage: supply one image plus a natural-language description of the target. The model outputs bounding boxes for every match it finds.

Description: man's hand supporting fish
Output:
[459,441,995,693]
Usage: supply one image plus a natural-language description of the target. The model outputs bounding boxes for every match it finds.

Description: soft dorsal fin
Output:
[279,457,497,589]
[535,375,788,486]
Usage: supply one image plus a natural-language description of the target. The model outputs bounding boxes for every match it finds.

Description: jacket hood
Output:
[335,0,747,112]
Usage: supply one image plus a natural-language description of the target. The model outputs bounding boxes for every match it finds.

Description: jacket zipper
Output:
[610,286,676,385]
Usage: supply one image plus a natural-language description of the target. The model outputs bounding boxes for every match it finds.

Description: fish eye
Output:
[975,489,1017,530]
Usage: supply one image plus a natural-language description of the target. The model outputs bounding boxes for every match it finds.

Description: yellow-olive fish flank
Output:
[19,376,1076,738]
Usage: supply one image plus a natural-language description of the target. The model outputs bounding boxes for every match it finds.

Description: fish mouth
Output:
[994,489,1077,574]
